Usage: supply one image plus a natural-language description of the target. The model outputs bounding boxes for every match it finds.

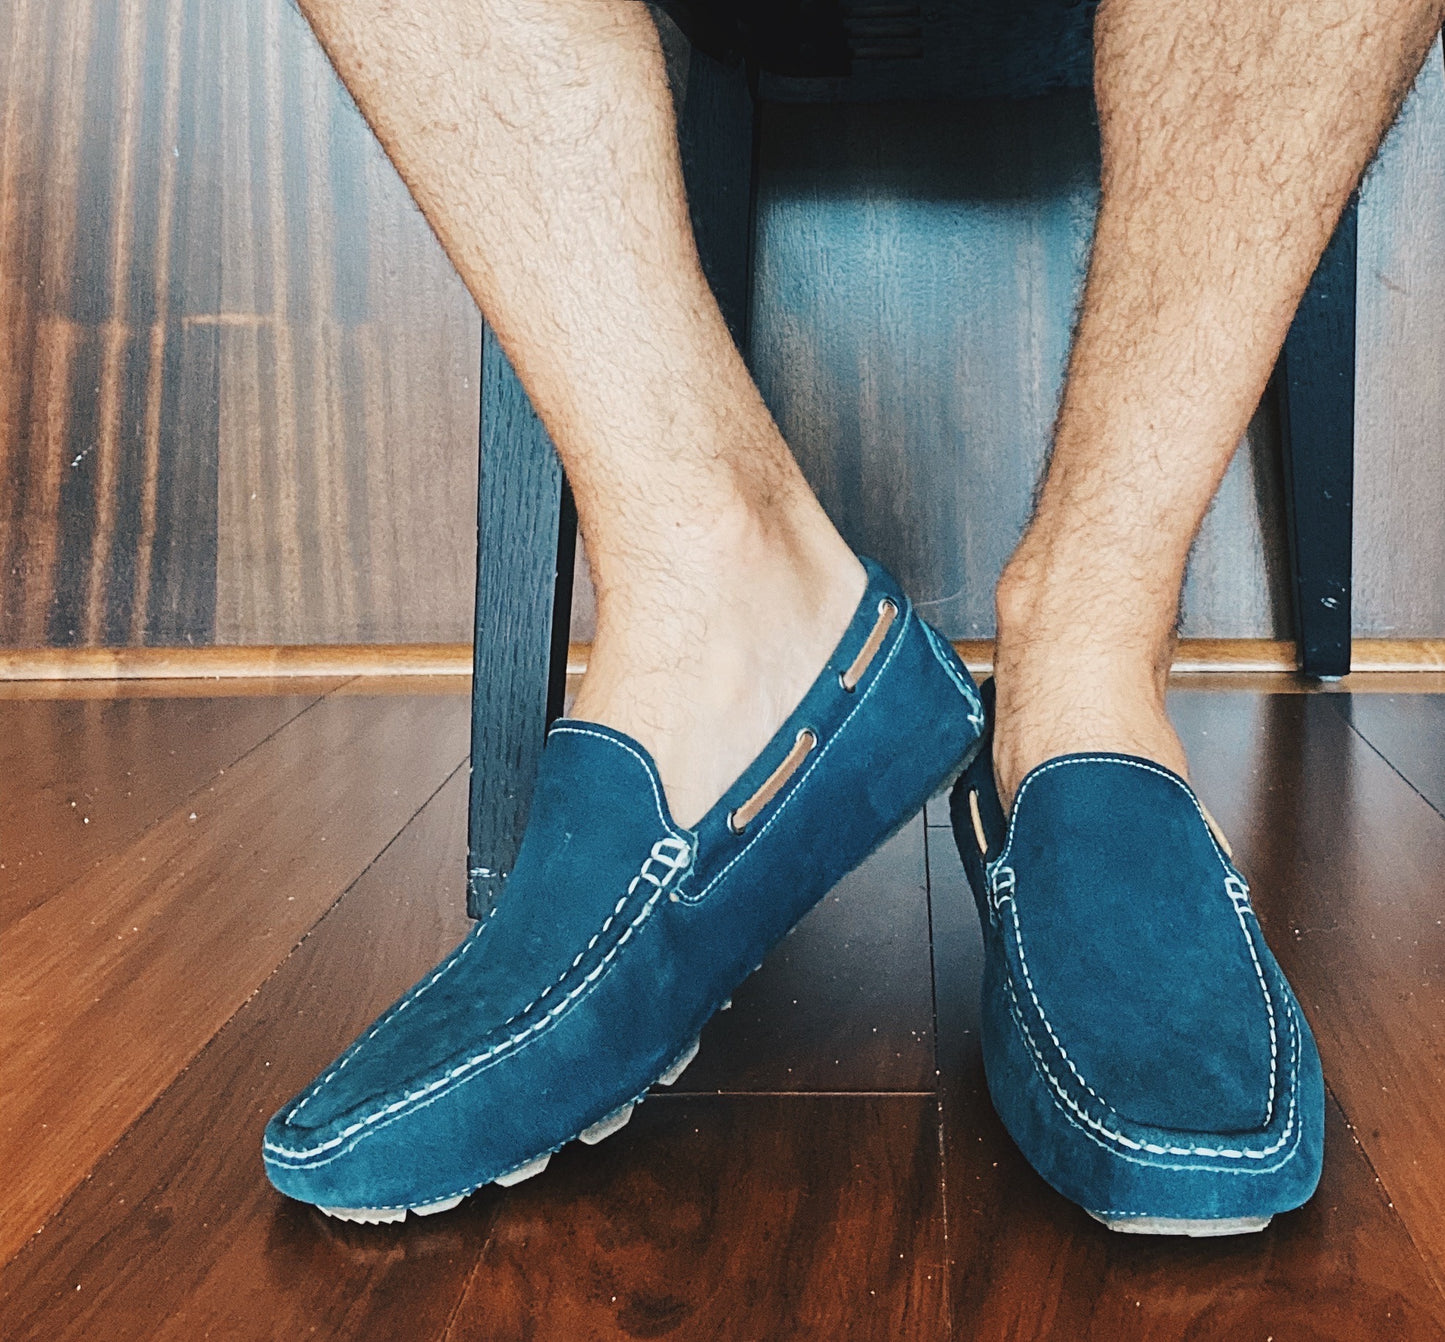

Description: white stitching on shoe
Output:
[269,835,691,1161]
[992,755,1231,875]
[1225,873,1278,1125]
[283,1042,693,1213]
[285,901,504,1122]
[1000,937,1299,1162]
[994,869,1279,1128]
[266,594,919,1163]
[921,621,984,730]
[675,601,913,906]
[266,906,653,1169]
[285,730,688,1125]
[995,885,1114,1114]
[987,755,1278,1124]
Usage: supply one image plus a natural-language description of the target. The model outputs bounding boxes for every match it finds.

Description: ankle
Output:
[592,500,862,641]
[572,507,864,825]
[991,546,1188,808]
[995,540,1177,688]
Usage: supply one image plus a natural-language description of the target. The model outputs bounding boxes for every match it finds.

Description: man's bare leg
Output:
[295,0,864,827]
[992,0,1444,807]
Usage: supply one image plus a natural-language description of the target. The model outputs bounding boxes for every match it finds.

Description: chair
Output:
[465,6,1356,916]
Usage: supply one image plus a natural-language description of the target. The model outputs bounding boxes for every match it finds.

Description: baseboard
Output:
[2,638,1445,682]
[0,643,479,680]
[956,638,1445,675]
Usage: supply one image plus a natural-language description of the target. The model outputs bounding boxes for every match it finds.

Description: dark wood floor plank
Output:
[0,773,945,1342]
[674,816,936,1094]
[0,687,335,930]
[446,1095,948,1342]
[1169,690,1445,1293]
[0,768,482,1340]
[0,690,469,1265]
[1339,693,1445,818]
[925,807,1445,1340]
[13,683,1445,1339]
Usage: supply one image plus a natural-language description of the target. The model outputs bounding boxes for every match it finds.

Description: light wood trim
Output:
[0,644,478,680]
[3,637,1445,682]
[952,638,1445,676]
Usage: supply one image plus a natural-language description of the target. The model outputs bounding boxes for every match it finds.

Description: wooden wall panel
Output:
[750,94,1292,641]
[0,0,225,647]
[209,0,479,645]
[1,9,1442,649]
[0,0,479,650]
[1355,38,1445,638]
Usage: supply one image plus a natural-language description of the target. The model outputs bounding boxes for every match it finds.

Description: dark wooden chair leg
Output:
[1276,195,1357,680]
[467,325,571,917]
[677,45,758,347]
[466,42,757,918]
[545,480,579,726]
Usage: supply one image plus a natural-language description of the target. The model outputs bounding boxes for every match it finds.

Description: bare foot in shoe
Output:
[570,508,866,828]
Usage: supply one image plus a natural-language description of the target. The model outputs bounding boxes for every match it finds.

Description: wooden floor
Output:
[4,679,1445,1339]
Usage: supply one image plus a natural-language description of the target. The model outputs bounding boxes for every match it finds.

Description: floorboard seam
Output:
[437,1225,499,1342]
[0,687,335,937]
[921,821,957,1341]
[1327,694,1445,824]
[1322,1079,1445,1306]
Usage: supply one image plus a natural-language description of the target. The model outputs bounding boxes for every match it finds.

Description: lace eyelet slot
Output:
[968,789,988,855]
[839,598,898,693]
[727,727,818,835]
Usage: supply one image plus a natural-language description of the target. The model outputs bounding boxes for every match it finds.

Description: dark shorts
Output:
[650,0,1097,98]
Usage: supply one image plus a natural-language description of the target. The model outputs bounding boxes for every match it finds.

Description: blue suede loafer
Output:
[949,681,1324,1236]
[263,558,985,1221]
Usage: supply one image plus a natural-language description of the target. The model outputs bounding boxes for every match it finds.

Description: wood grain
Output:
[448,1095,948,1342]
[674,816,937,1093]
[0,0,480,650]
[1341,693,1445,817]
[0,0,225,646]
[0,642,477,679]
[7,683,1445,1335]
[0,770,481,1342]
[6,13,1445,652]
[0,748,944,1342]
[1174,690,1445,1291]
[0,675,354,701]
[209,0,479,645]
[6,638,1445,684]
[0,691,469,1264]
[0,689,330,930]
[924,813,1445,1341]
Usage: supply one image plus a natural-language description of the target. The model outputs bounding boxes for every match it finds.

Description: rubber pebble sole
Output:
[1089,1212,1273,1238]
[314,1032,704,1223]
[578,1101,636,1145]
[655,1037,700,1086]
[492,1152,552,1187]
[318,1193,463,1225]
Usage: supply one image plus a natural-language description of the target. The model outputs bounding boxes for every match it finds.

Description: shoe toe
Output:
[959,747,1325,1227]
